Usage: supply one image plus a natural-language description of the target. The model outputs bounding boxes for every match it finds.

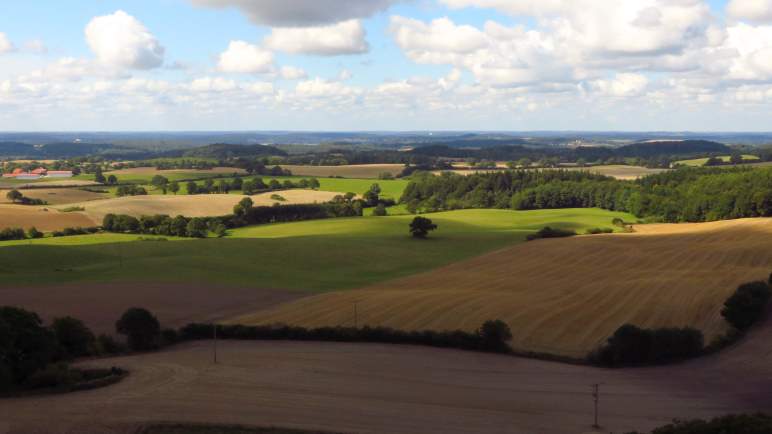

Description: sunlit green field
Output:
[675,154,760,167]
[0,208,634,292]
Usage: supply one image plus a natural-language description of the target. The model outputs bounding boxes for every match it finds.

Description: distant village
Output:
[1,167,74,180]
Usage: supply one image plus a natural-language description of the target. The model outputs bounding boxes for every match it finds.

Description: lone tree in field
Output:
[6,189,23,203]
[410,217,437,239]
[477,320,513,353]
[169,181,180,195]
[116,307,161,351]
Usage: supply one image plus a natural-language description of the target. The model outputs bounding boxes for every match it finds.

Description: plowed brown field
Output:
[4,314,772,434]
[232,218,772,357]
[0,188,108,205]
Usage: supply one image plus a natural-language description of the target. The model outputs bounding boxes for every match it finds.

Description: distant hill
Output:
[617,140,729,157]
[162,143,288,159]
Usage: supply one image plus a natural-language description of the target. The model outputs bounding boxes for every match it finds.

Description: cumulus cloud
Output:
[588,73,649,97]
[217,40,275,74]
[280,66,308,80]
[265,20,369,55]
[85,10,165,69]
[723,23,772,80]
[728,0,772,23]
[0,32,14,54]
[190,0,400,26]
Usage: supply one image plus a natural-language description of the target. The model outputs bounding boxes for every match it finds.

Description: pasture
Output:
[0,208,632,299]
[280,164,405,179]
[233,218,772,358]
[676,154,761,166]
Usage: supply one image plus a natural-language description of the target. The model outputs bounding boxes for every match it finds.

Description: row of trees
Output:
[103,214,219,238]
[401,168,772,222]
[0,227,43,241]
[5,190,46,205]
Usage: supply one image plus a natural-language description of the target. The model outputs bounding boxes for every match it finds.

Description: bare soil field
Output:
[233,218,772,358]
[0,283,304,334]
[4,315,772,434]
[280,164,404,179]
[0,205,95,231]
[105,167,247,176]
[58,189,343,222]
[0,188,109,205]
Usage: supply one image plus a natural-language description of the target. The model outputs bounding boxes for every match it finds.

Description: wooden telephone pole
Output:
[592,383,601,429]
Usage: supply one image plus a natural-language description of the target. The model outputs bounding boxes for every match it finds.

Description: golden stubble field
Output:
[0,188,109,205]
[57,189,344,223]
[232,218,772,357]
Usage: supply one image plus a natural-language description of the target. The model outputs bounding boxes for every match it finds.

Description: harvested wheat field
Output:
[60,189,343,221]
[0,205,95,231]
[0,188,109,205]
[0,283,303,334]
[280,164,404,179]
[233,218,772,358]
[5,316,772,434]
[435,165,668,180]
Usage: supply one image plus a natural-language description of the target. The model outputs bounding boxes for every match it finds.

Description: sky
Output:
[1,0,772,131]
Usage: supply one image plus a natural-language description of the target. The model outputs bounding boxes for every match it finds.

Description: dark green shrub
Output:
[116,308,161,351]
[95,334,126,355]
[410,217,437,239]
[591,324,704,367]
[0,307,57,385]
[51,317,95,359]
[721,281,771,331]
[478,320,513,352]
[526,226,577,241]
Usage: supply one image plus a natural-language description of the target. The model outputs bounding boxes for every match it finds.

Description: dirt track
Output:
[0,283,304,333]
[3,313,772,434]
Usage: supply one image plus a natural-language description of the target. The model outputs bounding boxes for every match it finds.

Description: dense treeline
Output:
[402,167,772,222]
[179,319,514,354]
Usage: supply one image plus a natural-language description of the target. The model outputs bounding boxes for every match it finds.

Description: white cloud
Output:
[190,77,239,92]
[724,23,772,80]
[190,0,400,26]
[265,20,369,55]
[588,73,649,97]
[728,0,772,23]
[85,10,165,69]
[24,39,47,54]
[0,33,14,54]
[217,40,274,74]
[280,66,308,80]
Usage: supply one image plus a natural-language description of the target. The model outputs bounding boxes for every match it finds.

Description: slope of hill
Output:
[232,218,772,358]
[617,139,729,157]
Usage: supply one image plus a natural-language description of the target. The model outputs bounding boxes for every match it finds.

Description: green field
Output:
[0,208,634,291]
[675,154,760,166]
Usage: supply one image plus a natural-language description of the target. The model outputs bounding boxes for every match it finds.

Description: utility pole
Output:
[213,323,218,364]
[592,383,600,429]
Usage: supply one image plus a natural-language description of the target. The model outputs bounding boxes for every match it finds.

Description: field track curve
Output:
[232,218,772,357]
[3,313,772,434]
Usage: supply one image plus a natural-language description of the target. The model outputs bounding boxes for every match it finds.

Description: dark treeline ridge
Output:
[401,167,772,222]
[626,413,772,434]
[179,319,513,354]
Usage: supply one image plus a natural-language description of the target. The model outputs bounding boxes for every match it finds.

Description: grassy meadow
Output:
[0,208,634,291]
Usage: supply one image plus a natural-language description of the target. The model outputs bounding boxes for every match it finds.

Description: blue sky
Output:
[1,0,771,131]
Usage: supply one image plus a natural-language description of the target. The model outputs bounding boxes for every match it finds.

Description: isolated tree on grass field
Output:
[116,308,161,351]
[410,217,437,239]
[169,181,180,195]
[6,189,22,203]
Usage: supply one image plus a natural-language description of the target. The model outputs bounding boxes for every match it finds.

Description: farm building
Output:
[0,168,72,179]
